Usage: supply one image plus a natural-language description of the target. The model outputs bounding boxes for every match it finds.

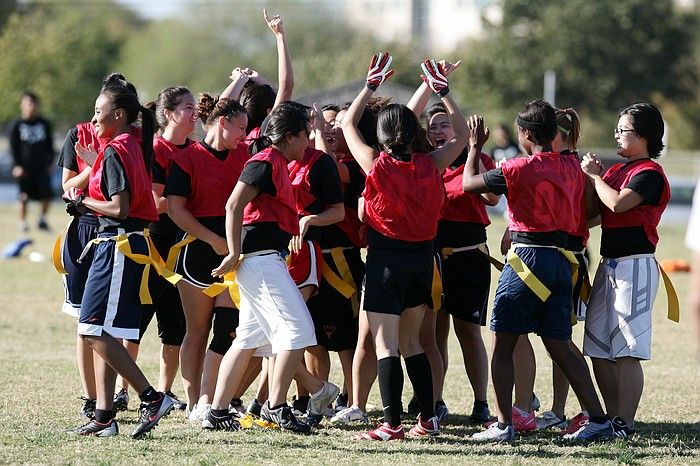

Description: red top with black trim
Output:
[288,147,324,216]
[88,132,157,222]
[363,152,445,242]
[599,158,670,247]
[76,123,142,173]
[501,151,584,234]
[441,152,494,225]
[242,147,300,235]
[170,141,249,218]
[153,136,191,179]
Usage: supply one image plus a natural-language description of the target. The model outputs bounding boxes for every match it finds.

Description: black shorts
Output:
[18,172,53,200]
[307,248,364,351]
[174,233,225,288]
[362,246,433,316]
[135,231,186,345]
[60,214,100,317]
[440,248,490,325]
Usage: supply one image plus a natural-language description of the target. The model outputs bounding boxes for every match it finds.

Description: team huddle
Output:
[54,11,672,443]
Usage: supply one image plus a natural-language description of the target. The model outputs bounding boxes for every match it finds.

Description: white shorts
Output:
[231,253,317,355]
[583,254,659,361]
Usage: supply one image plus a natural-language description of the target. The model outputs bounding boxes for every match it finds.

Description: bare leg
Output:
[453,319,489,401]
[94,354,118,412]
[513,334,535,412]
[116,339,139,393]
[255,358,270,404]
[435,309,450,378]
[418,309,444,404]
[232,356,262,398]
[591,357,618,417]
[197,350,223,405]
[269,349,306,407]
[351,310,376,411]
[40,198,50,217]
[616,357,643,426]
[337,349,354,406]
[304,345,331,381]
[81,333,150,395]
[77,335,97,399]
[491,332,520,424]
[157,344,180,392]
[210,348,255,410]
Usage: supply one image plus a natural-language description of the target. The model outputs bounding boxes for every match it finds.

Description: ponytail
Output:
[139,105,157,175]
[555,107,581,151]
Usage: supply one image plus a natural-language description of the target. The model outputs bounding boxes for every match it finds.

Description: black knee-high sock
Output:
[405,353,434,419]
[377,356,404,427]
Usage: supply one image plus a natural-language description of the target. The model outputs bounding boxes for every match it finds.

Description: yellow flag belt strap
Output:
[320,247,359,316]
[505,244,579,303]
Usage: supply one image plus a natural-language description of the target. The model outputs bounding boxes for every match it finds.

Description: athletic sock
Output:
[404,353,435,419]
[377,356,404,427]
[139,386,159,402]
[270,402,288,410]
[474,399,488,407]
[94,409,113,423]
[497,422,511,430]
[211,408,229,418]
[589,415,608,424]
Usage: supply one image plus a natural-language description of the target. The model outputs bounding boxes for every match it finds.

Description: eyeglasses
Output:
[614,127,636,135]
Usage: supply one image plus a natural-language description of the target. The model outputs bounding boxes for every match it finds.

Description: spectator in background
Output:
[7,91,55,232]
[490,123,519,166]
[686,176,700,352]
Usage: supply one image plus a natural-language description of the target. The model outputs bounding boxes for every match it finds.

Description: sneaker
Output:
[229,398,245,416]
[407,397,420,418]
[38,219,51,231]
[247,398,263,418]
[335,393,349,412]
[611,416,636,439]
[331,405,369,424]
[165,391,187,411]
[530,393,541,412]
[202,411,241,431]
[408,415,440,437]
[187,403,211,423]
[484,407,535,432]
[435,400,449,422]
[79,397,96,420]
[18,221,28,233]
[560,412,590,436]
[291,395,310,418]
[536,411,567,430]
[69,419,119,437]
[261,403,311,434]
[472,423,515,443]
[469,402,491,424]
[352,422,405,441]
[131,392,175,438]
[563,420,614,442]
[113,389,129,412]
[307,381,340,418]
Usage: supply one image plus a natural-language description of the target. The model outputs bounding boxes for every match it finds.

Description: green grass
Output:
[0,203,698,465]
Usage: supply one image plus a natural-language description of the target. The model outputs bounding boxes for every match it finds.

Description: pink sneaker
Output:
[484,407,535,432]
[560,412,589,436]
[352,422,405,441]
[408,415,440,437]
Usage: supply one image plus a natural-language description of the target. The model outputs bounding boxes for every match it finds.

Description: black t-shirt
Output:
[7,117,54,173]
[238,161,291,253]
[482,168,507,195]
[437,220,487,248]
[600,169,665,258]
[56,127,79,172]
[302,154,344,246]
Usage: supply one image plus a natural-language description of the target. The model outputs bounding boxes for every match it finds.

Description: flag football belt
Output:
[506,243,579,303]
[440,242,505,271]
[320,247,359,316]
[52,223,70,275]
[76,229,182,305]
[604,254,679,322]
[573,248,592,304]
[203,249,284,309]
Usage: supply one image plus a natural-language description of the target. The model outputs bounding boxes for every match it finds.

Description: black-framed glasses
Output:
[614,127,636,135]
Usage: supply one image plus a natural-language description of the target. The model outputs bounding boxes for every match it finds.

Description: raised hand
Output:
[467,115,490,149]
[366,53,394,91]
[212,253,241,278]
[581,152,603,176]
[421,59,449,96]
[75,142,98,167]
[263,9,284,36]
[438,59,461,77]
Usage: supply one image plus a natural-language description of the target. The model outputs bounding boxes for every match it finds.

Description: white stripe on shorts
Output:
[104,228,126,330]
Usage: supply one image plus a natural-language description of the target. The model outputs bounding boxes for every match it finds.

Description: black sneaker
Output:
[611,416,636,439]
[261,403,311,434]
[202,411,241,431]
[165,391,187,411]
[335,392,349,411]
[131,392,175,438]
[79,397,96,420]
[113,388,129,412]
[229,397,245,416]
[38,219,51,232]
[407,396,420,418]
[247,398,263,418]
[69,419,118,437]
[291,395,310,417]
[469,401,491,424]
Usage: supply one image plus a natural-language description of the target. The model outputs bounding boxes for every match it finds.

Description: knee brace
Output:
[208,306,239,355]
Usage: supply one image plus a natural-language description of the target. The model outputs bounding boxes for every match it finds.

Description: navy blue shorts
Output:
[78,229,149,340]
[491,247,573,340]
[362,246,433,316]
[440,248,490,325]
[60,214,100,317]
[307,247,364,351]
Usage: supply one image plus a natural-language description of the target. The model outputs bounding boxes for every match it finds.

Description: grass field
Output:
[0,203,698,465]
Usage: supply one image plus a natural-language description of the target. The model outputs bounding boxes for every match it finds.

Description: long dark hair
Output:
[250,101,309,155]
[377,103,420,161]
[620,103,664,158]
[100,74,156,174]
[240,81,276,133]
[144,86,193,130]
[516,99,557,147]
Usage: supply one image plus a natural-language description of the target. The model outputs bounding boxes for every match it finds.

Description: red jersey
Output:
[363,152,445,242]
[153,136,191,180]
[288,147,325,216]
[88,132,157,222]
[440,152,494,225]
[245,127,261,148]
[599,159,670,247]
[501,151,584,234]
[170,141,249,218]
[242,147,299,235]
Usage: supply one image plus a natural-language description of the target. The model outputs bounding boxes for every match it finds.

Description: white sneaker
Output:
[307,381,340,417]
[536,411,567,430]
[187,403,211,423]
[471,423,516,443]
[330,405,368,424]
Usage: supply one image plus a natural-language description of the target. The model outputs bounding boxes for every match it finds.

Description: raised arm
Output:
[406,60,460,119]
[311,103,331,155]
[264,9,294,107]
[341,53,393,174]
[462,115,493,194]
[220,67,251,101]
[581,153,644,213]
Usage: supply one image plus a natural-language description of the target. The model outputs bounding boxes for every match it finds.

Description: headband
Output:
[516,116,547,131]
